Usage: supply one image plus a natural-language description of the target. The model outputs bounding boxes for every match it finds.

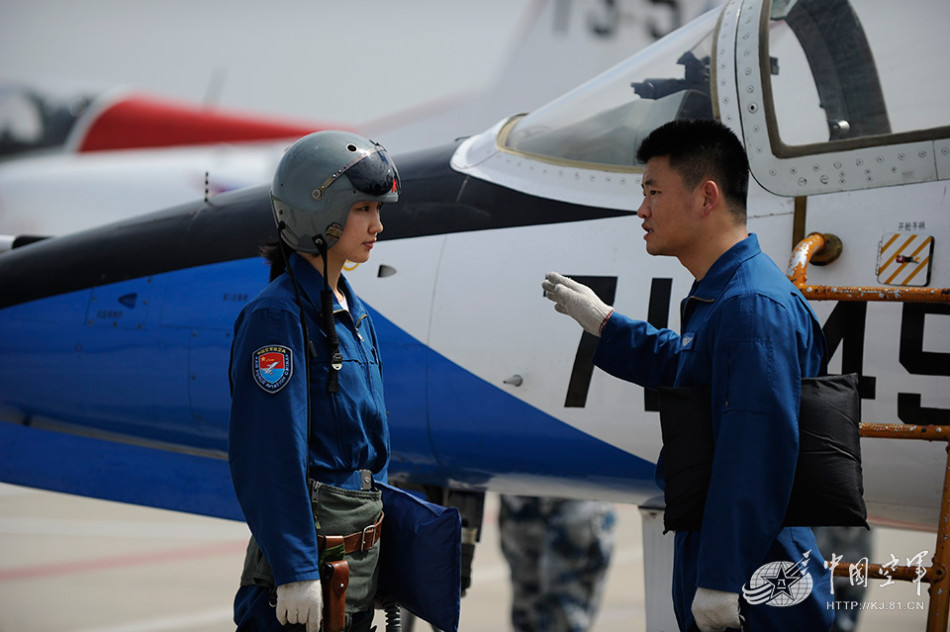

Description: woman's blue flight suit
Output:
[594,235,835,631]
[228,252,389,630]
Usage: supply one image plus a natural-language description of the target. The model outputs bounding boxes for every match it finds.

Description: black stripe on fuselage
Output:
[0,142,632,308]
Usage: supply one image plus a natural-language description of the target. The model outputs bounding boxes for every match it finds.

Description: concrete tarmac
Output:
[0,483,936,631]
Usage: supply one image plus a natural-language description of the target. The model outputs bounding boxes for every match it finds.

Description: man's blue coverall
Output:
[594,234,835,631]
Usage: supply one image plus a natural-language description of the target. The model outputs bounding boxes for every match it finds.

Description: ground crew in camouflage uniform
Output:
[499,495,616,632]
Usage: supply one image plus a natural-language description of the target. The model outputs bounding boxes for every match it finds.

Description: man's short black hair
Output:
[636,119,750,216]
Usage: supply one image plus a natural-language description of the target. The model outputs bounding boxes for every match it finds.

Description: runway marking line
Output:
[0,539,246,581]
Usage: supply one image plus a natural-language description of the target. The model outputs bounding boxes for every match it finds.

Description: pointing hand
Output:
[542,272,613,337]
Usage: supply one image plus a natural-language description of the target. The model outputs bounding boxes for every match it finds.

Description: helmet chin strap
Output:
[276,223,342,397]
[275,225,320,489]
[313,235,343,394]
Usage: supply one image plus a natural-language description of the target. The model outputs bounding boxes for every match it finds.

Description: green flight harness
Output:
[239,479,383,631]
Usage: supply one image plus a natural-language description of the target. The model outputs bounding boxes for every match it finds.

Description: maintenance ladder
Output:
[787,233,950,632]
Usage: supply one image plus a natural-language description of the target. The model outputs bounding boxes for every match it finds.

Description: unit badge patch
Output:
[253,345,293,393]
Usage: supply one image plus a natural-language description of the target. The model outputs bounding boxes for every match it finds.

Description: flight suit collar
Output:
[288,253,368,324]
[681,233,760,327]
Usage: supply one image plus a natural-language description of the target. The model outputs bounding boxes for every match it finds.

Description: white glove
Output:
[276,579,323,632]
[691,587,741,631]
[542,272,613,336]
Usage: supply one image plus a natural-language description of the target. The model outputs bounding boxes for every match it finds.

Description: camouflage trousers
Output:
[813,526,872,632]
[498,495,616,632]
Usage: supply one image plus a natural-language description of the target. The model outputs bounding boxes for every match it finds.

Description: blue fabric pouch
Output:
[376,481,462,632]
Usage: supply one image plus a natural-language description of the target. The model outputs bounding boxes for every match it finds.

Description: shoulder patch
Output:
[253,345,293,393]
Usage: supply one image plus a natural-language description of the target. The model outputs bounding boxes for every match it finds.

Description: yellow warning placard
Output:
[876,234,934,286]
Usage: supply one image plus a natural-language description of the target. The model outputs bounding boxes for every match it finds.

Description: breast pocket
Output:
[674,331,712,386]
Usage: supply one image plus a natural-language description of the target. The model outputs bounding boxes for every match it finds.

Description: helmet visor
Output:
[313,142,401,200]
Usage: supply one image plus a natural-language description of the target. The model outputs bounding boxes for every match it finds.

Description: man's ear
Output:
[699,179,720,217]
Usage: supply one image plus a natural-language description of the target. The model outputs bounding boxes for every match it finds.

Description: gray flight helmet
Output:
[271,130,400,253]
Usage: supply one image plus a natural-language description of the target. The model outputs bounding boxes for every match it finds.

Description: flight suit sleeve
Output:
[594,311,681,388]
[695,294,801,592]
[228,304,322,586]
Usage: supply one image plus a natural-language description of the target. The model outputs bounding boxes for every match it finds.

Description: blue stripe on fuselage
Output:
[0,258,659,513]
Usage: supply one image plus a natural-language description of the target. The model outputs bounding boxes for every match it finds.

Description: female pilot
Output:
[228,130,399,632]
